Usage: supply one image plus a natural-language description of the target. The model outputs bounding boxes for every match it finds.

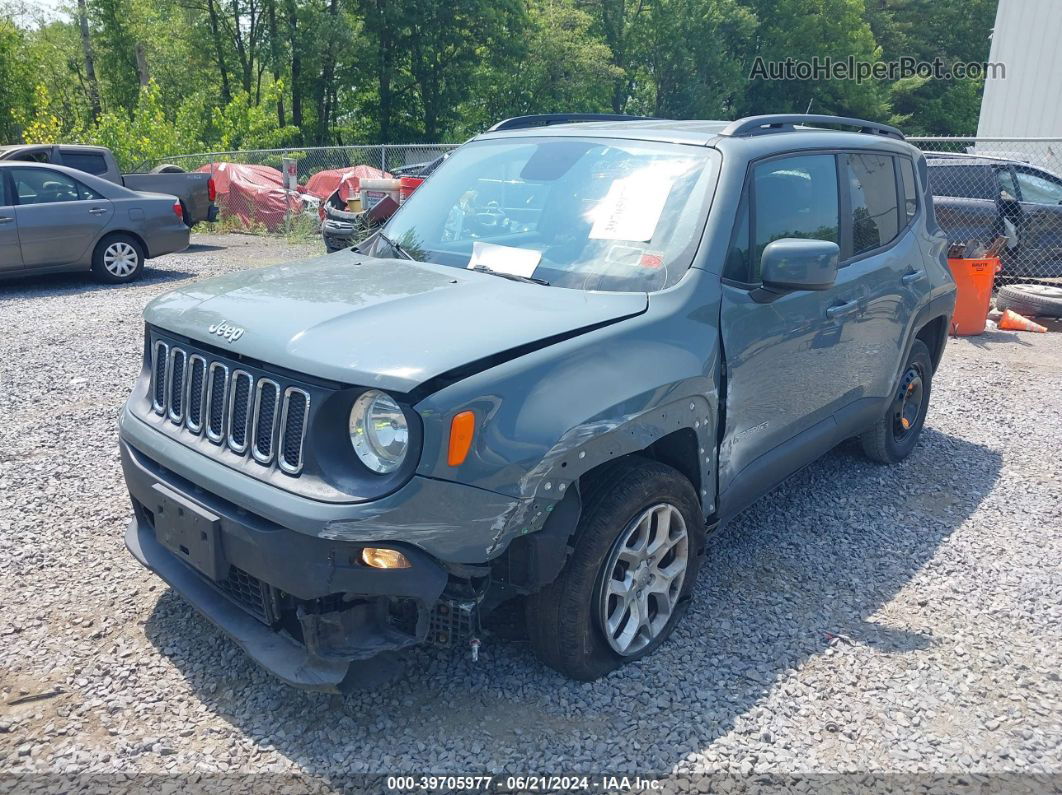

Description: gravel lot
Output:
[1,234,1060,787]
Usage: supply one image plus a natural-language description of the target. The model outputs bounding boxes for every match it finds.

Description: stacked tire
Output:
[996,284,1062,319]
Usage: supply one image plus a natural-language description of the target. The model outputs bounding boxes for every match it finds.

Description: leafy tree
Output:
[0,16,33,140]
[466,0,620,134]
[739,0,889,119]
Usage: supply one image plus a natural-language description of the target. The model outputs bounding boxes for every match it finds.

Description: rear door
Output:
[10,167,113,267]
[837,152,913,400]
[718,153,861,514]
[0,172,22,270]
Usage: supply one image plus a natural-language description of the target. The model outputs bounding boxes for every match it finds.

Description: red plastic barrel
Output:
[399,176,425,204]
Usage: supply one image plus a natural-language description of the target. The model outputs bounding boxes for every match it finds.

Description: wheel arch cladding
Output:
[413,308,722,559]
[915,314,948,371]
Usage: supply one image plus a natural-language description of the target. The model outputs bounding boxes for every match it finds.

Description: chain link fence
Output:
[160,137,1062,280]
[154,144,457,235]
[908,137,1062,280]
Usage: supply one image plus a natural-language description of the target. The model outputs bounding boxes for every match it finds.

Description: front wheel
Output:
[860,338,933,464]
[526,458,704,681]
[91,234,145,283]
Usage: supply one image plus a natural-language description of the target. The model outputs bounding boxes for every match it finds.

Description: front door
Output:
[9,166,113,267]
[0,174,22,270]
[718,153,861,514]
[1011,166,1062,274]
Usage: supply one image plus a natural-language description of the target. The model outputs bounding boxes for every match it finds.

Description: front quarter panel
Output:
[414,272,722,554]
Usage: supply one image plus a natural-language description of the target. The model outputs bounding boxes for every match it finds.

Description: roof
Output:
[476,119,733,146]
[474,114,913,155]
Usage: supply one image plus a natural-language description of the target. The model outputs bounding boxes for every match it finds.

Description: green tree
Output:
[740,0,888,119]
[0,16,33,141]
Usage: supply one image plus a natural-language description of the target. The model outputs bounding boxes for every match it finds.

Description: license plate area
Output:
[150,484,226,581]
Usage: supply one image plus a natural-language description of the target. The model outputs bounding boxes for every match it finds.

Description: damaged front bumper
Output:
[119,409,526,692]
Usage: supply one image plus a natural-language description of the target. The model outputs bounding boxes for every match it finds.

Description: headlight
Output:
[349,390,409,473]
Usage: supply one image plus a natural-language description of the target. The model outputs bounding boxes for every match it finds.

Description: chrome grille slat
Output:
[205,362,229,443]
[166,348,187,424]
[185,355,207,433]
[227,370,254,454]
[278,388,310,475]
[147,339,309,477]
[251,379,280,463]
[151,341,169,414]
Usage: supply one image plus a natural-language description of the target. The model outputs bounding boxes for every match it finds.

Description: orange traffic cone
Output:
[998,309,1047,333]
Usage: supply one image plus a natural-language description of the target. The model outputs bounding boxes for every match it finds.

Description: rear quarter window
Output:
[927,165,996,200]
[62,152,110,176]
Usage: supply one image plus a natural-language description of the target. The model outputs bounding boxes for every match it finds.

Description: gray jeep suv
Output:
[119,114,956,691]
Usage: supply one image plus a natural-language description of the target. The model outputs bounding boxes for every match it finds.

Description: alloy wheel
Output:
[598,503,689,656]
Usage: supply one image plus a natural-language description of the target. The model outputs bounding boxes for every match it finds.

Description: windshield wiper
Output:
[470,265,550,286]
[376,230,417,261]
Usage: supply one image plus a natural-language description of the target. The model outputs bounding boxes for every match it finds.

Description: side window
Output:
[11,168,87,205]
[926,165,995,200]
[62,152,109,176]
[723,190,751,282]
[997,168,1018,200]
[77,181,104,200]
[846,153,900,255]
[899,157,919,222]
[752,154,839,280]
[1014,169,1062,205]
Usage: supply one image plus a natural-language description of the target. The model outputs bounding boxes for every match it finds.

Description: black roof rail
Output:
[721,114,905,141]
[487,113,657,132]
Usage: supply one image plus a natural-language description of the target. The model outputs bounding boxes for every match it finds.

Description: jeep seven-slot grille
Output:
[150,341,310,475]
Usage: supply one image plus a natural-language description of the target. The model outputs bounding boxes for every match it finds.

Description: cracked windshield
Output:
[375,138,719,292]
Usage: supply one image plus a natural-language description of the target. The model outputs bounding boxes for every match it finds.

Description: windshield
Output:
[375,137,719,292]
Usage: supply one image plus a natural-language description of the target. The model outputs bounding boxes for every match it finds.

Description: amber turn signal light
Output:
[448,410,476,467]
[361,547,411,569]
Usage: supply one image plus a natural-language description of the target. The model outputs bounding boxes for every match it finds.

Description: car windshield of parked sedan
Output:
[376,137,719,292]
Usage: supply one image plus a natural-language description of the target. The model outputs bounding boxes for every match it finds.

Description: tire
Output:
[996,284,1062,318]
[91,234,145,284]
[860,339,932,464]
[526,458,705,681]
[150,163,186,174]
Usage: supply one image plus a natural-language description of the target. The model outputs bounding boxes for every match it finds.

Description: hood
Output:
[144,253,647,393]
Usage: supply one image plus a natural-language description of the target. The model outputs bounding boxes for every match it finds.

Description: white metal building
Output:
[977,0,1062,138]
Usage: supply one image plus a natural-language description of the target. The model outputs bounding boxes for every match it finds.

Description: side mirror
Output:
[760,238,840,292]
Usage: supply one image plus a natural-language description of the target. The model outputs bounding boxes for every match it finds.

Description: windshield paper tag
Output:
[590,174,673,242]
[467,241,542,278]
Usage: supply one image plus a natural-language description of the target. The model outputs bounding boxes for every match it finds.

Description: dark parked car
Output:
[1,162,189,282]
[0,144,218,229]
[927,154,1062,276]
[120,114,955,691]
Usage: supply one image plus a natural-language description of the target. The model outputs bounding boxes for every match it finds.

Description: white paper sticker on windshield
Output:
[466,241,542,278]
[589,173,674,242]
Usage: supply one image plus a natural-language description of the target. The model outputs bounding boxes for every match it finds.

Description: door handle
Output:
[826,299,859,320]
[88,207,108,215]
[0,216,12,224]
[901,269,925,285]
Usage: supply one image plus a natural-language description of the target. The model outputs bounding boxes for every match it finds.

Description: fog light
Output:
[361,547,411,569]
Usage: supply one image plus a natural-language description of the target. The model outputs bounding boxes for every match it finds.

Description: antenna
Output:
[805,98,814,114]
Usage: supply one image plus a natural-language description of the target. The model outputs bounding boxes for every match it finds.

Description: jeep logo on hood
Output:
[208,320,245,343]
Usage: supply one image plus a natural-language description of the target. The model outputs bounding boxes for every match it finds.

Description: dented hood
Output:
[144,252,648,393]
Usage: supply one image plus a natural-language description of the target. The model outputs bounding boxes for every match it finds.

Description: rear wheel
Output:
[526,458,704,680]
[860,339,932,464]
[91,234,145,284]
